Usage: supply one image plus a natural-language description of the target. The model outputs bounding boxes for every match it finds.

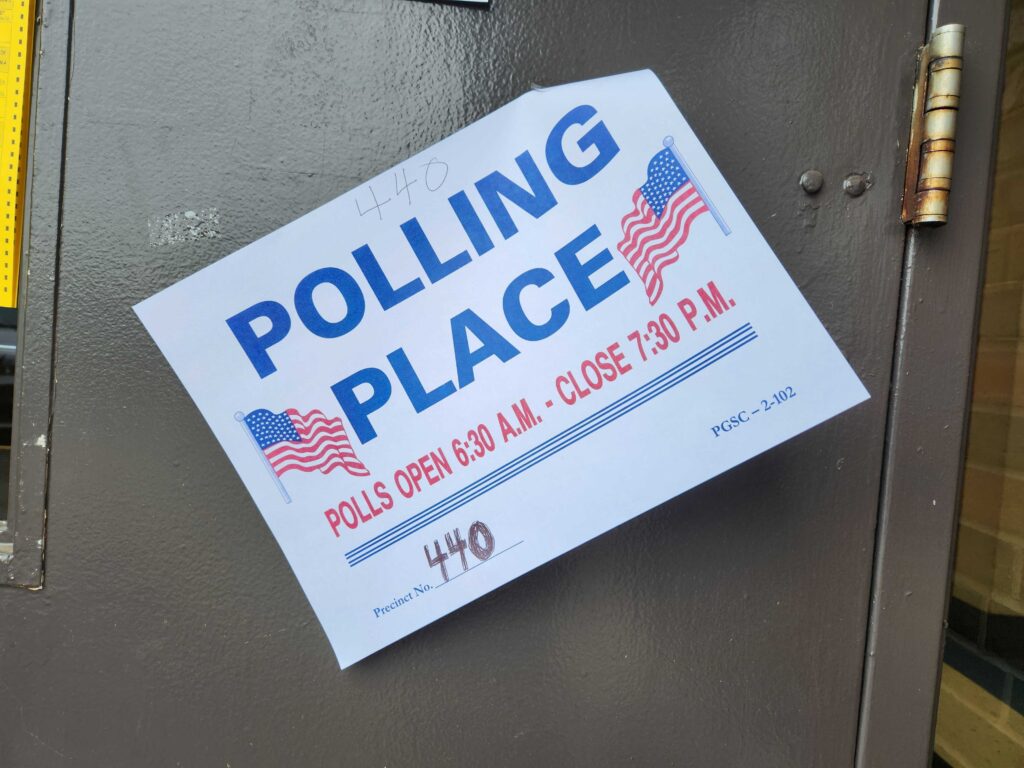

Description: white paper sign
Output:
[135,70,868,668]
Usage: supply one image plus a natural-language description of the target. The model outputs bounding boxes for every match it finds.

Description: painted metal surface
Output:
[0,0,955,764]
[0,0,69,587]
[856,2,1011,766]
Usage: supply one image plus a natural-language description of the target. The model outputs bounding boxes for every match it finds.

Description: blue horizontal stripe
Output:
[346,323,751,562]
[346,323,757,566]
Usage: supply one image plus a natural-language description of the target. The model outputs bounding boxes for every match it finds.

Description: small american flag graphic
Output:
[617,146,710,305]
[243,408,370,478]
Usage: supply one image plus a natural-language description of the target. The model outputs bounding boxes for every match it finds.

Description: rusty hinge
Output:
[902,23,965,227]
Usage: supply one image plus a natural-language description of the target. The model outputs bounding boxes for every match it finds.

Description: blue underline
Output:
[346,322,757,567]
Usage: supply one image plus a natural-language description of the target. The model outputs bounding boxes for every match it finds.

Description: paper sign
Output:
[135,70,868,667]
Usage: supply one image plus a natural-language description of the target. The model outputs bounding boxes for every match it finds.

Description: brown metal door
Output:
[0,1,1007,766]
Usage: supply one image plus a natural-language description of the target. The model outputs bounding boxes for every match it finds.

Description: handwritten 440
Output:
[425,521,495,583]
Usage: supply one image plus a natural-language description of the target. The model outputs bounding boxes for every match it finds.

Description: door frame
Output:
[855,1,1011,766]
[0,0,70,589]
[0,0,1012,761]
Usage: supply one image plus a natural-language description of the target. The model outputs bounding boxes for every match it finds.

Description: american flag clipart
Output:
[617,137,730,305]
[237,408,370,503]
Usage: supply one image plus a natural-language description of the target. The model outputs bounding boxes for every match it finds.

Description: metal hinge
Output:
[902,23,965,227]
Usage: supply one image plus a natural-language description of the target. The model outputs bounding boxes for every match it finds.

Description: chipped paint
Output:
[148,208,221,246]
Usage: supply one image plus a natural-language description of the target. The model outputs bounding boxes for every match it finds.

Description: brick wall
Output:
[935,665,1024,768]
[936,3,1024,767]
[952,0,1024,646]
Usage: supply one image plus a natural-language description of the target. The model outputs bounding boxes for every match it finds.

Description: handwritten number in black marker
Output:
[445,528,470,572]
[425,521,495,582]
[425,539,450,582]
[468,521,495,561]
